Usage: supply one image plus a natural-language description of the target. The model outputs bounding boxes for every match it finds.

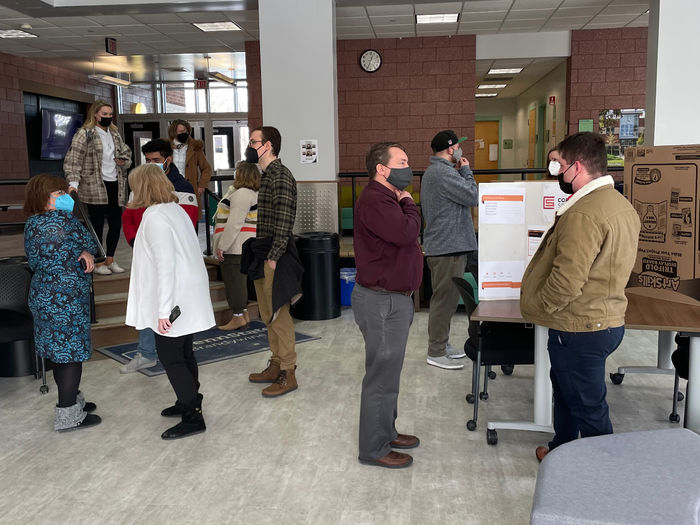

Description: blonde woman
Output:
[125,164,215,440]
[167,119,212,206]
[212,161,260,330]
[64,100,132,275]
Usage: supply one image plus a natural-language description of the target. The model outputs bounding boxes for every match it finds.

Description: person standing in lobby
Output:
[520,132,641,462]
[421,130,478,371]
[352,142,423,469]
[64,99,132,275]
[168,119,212,217]
[245,126,302,397]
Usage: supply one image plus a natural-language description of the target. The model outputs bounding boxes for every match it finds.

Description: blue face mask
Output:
[54,193,74,213]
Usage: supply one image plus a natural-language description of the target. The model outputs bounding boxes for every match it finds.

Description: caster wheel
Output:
[487,429,498,445]
[488,370,497,380]
[479,392,489,401]
[40,385,49,394]
[677,392,685,402]
[669,413,680,423]
[501,365,514,376]
[610,372,624,385]
[466,420,477,431]
[466,393,475,404]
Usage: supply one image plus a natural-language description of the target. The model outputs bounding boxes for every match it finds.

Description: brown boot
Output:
[249,360,280,383]
[218,314,248,331]
[243,309,250,325]
[262,367,298,397]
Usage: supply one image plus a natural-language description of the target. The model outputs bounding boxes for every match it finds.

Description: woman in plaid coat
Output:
[64,99,132,275]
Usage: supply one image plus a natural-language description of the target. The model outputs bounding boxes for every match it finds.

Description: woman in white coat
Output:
[125,164,215,440]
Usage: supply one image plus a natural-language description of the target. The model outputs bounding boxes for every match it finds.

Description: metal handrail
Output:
[202,187,223,256]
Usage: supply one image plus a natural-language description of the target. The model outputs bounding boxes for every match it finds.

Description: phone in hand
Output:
[169,305,181,324]
[80,259,87,271]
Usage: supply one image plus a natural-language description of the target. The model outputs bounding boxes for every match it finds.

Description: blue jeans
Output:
[137,328,157,361]
[547,326,624,450]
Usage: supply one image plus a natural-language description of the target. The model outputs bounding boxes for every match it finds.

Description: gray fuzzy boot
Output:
[76,391,96,413]
[54,402,101,432]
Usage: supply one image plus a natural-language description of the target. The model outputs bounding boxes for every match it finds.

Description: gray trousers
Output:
[352,284,414,460]
[427,254,467,357]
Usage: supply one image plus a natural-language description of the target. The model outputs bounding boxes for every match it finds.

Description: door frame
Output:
[475,115,502,170]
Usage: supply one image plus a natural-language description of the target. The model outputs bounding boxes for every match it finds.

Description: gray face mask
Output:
[386,166,413,191]
[452,147,463,164]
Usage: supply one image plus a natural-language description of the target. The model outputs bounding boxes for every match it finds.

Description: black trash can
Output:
[291,232,340,320]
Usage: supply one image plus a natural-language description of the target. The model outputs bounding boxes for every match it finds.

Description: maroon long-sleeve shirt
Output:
[353,180,423,292]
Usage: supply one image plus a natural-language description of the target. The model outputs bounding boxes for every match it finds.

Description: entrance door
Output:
[211,125,235,171]
[123,121,160,168]
[474,120,500,178]
[527,107,536,168]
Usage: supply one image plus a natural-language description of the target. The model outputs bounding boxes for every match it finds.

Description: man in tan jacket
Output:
[520,132,640,462]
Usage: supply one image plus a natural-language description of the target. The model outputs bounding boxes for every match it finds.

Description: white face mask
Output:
[548,160,561,176]
[452,147,463,163]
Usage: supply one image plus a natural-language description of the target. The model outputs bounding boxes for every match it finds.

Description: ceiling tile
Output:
[512,0,561,8]
[176,12,232,23]
[508,8,554,19]
[44,16,100,28]
[86,15,139,25]
[589,13,638,23]
[336,6,366,17]
[599,4,649,16]
[560,0,608,5]
[5,17,55,28]
[462,0,513,12]
[374,28,415,37]
[552,7,601,18]
[132,13,184,24]
[149,23,202,34]
[27,27,79,37]
[225,10,258,23]
[366,5,414,16]
[414,2,462,15]
[337,16,371,27]
[369,14,414,25]
[458,27,501,34]
[105,25,161,35]
[583,22,632,28]
[416,22,458,32]
[501,19,544,28]
[459,20,502,30]
[460,11,507,22]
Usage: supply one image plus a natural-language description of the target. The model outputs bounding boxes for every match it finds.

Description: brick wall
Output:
[566,27,647,135]
[246,35,476,172]
[0,52,113,220]
[121,83,154,114]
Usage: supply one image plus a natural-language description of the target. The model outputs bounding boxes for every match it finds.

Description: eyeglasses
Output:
[249,139,263,146]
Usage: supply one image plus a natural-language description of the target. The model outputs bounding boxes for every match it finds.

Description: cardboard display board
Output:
[624,144,700,305]
[478,181,569,300]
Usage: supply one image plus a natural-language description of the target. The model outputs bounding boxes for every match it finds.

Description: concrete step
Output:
[92,262,219,295]
[94,281,228,319]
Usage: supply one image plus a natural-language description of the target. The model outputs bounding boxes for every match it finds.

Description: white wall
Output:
[475,98,516,168]
[514,60,567,168]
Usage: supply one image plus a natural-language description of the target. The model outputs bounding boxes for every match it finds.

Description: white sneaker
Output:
[94,264,112,275]
[427,355,464,370]
[108,261,126,273]
[445,343,466,359]
[120,352,157,374]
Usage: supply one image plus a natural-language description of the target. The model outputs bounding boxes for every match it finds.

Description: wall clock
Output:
[359,49,382,73]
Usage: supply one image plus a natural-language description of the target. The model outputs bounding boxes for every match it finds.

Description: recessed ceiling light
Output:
[416,14,459,24]
[488,68,523,75]
[475,93,498,98]
[193,22,241,32]
[478,84,507,89]
[0,29,36,38]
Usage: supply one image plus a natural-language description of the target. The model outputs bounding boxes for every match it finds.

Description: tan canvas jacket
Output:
[183,138,212,191]
[520,176,641,332]
[64,126,132,206]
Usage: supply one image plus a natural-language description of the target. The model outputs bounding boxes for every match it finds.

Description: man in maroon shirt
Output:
[352,142,424,469]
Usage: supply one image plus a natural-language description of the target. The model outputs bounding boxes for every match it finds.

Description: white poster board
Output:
[478,181,568,300]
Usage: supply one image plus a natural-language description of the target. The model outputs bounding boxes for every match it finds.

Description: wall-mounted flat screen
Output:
[40,108,83,160]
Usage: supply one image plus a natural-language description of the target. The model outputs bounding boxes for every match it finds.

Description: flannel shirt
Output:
[256,158,296,262]
[63,126,132,206]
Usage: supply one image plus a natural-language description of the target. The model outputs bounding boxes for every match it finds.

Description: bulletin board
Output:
[477,181,569,300]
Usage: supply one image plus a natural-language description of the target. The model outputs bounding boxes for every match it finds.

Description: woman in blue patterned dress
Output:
[24,174,102,432]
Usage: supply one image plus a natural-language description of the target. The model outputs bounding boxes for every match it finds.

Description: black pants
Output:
[87,180,121,257]
[155,333,199,408]
[52,361,82,407]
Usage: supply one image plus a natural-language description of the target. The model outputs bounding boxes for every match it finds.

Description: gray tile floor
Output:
[0,305,685,525]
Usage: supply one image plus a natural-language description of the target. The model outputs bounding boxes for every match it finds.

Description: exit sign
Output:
[105,38,117,55]
[195,79,208,90]
[548,96,556,105]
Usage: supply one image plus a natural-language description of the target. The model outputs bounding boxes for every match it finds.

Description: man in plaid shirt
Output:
[246,126,299,397]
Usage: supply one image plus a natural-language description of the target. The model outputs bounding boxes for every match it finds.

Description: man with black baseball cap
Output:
[421,130,478,370]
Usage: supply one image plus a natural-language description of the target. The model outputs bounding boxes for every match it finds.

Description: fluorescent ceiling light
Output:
[0,29,36,38]
[478,84,506,89]
[193,22,241,32]
[208,71,234,85]
[475,93,498,98]
[488,68,523,75]
[88,74,131,87]
[416,14,459,24]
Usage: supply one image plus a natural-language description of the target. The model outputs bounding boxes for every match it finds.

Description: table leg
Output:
[615,330,676,377]
[486,324,553,439]
[686,336,700,432]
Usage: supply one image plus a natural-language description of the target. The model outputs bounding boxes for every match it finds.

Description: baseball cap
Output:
[430,130,468,153]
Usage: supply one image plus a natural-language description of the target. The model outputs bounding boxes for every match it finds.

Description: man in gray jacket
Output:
[421,130,479,370]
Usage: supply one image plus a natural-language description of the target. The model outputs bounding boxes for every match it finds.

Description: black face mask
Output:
[176,132,189,144]
[557,163,578,195]
[99,117,112,128]
[245,145,262,164]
